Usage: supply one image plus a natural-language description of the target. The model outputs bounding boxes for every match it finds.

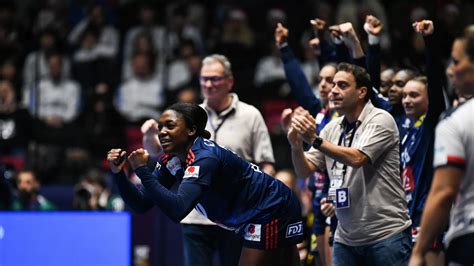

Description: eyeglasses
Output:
[199,76,226,85]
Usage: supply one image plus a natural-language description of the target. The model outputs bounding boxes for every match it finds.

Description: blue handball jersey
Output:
[152,137,294,231]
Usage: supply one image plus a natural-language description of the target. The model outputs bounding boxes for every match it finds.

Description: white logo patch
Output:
[166,157,181,175]
[286,221,303,238]
[184,166,200,179]
[244,224,261,242]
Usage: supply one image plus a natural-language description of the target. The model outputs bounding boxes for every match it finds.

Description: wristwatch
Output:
[312,136,323,149]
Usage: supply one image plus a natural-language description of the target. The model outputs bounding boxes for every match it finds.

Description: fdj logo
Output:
[286,221,303,238]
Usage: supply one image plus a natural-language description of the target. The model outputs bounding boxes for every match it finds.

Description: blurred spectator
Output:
[114,52,165,124]
[11,169,56,210]
[123,4,166,70]
[0,80,32,161]
[81,82,125,163]
[213,8,258,104]
[22,50,82,147]
[0,2,21,60]
[166,39,201,95]
[68,4,119,59]
[22,28,71,87]
[253,40,286,96]
[0,58,20,97]
[164,3,205,61]
[73,167,124,211]
[122,31,161,81]
[72,25,118,91]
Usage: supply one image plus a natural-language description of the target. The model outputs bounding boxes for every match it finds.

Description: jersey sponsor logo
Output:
[244,224,261,242]
[184,166,200,179]
[286,221,303,238]
[203,139,215,147]
[166,157,181,175]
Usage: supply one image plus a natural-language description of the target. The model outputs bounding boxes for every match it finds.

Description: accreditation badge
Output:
[335,188,350,209]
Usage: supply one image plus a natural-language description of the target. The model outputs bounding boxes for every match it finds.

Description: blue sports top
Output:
[114,137,294,231]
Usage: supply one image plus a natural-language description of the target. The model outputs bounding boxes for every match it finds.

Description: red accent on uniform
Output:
[186,150,196,166]
[265,224,270,250]
[161,153,171,164]
[188,166,195,173]
[275,219,278,248]
[447,155,466,165]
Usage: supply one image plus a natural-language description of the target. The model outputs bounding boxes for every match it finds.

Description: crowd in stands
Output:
[1,0,474,265]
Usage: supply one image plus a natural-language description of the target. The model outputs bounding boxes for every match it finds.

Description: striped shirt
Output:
[305,100,411,245]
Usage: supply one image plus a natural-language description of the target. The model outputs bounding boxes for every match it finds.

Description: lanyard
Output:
[331,121,360,176]
[208,109,235,141]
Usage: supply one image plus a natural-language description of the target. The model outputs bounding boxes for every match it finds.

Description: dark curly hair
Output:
[167,103,211,139]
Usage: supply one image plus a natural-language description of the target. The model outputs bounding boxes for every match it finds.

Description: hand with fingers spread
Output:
[364,15,383,36]
[320,197,336,217]
[128,148,149,170]
[412,20,434,36]
[274,22,289,46]
[107,149,128,173]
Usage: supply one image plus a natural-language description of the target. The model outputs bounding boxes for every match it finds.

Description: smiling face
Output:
[158,110,195,155]
[200,61,233,106]
[402,80,428,119]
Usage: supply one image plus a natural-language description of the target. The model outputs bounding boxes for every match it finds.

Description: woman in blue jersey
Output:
[107,102,303,266]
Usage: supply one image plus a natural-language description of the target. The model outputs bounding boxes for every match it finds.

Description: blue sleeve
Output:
[319,36,337,66]
[423,34,446,127]
[280,45,322,117]
[335,43,351,63]
[114,170,154,213]
[135,166,205,223]
[366,44,381,90]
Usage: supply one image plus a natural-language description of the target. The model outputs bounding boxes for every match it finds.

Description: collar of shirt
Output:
[203,93,239,118]
[338,100,375,128]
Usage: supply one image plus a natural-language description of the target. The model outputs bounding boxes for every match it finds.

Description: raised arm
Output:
[275,23,322,117]
[413,20,446,126]
[364,15,384,91]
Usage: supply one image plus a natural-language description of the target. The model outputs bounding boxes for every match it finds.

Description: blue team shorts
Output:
[238,193,304,250]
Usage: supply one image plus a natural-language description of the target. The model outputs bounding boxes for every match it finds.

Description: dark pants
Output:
[446,233,474,265]
[182,224,242,266]
[332,228,412,266]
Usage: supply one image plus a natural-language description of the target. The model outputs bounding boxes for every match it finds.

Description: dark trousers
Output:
[182,224,242,266]
[446,233,474,265]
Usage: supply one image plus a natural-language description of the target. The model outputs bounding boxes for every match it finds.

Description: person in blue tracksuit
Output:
[107,102,303,266]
